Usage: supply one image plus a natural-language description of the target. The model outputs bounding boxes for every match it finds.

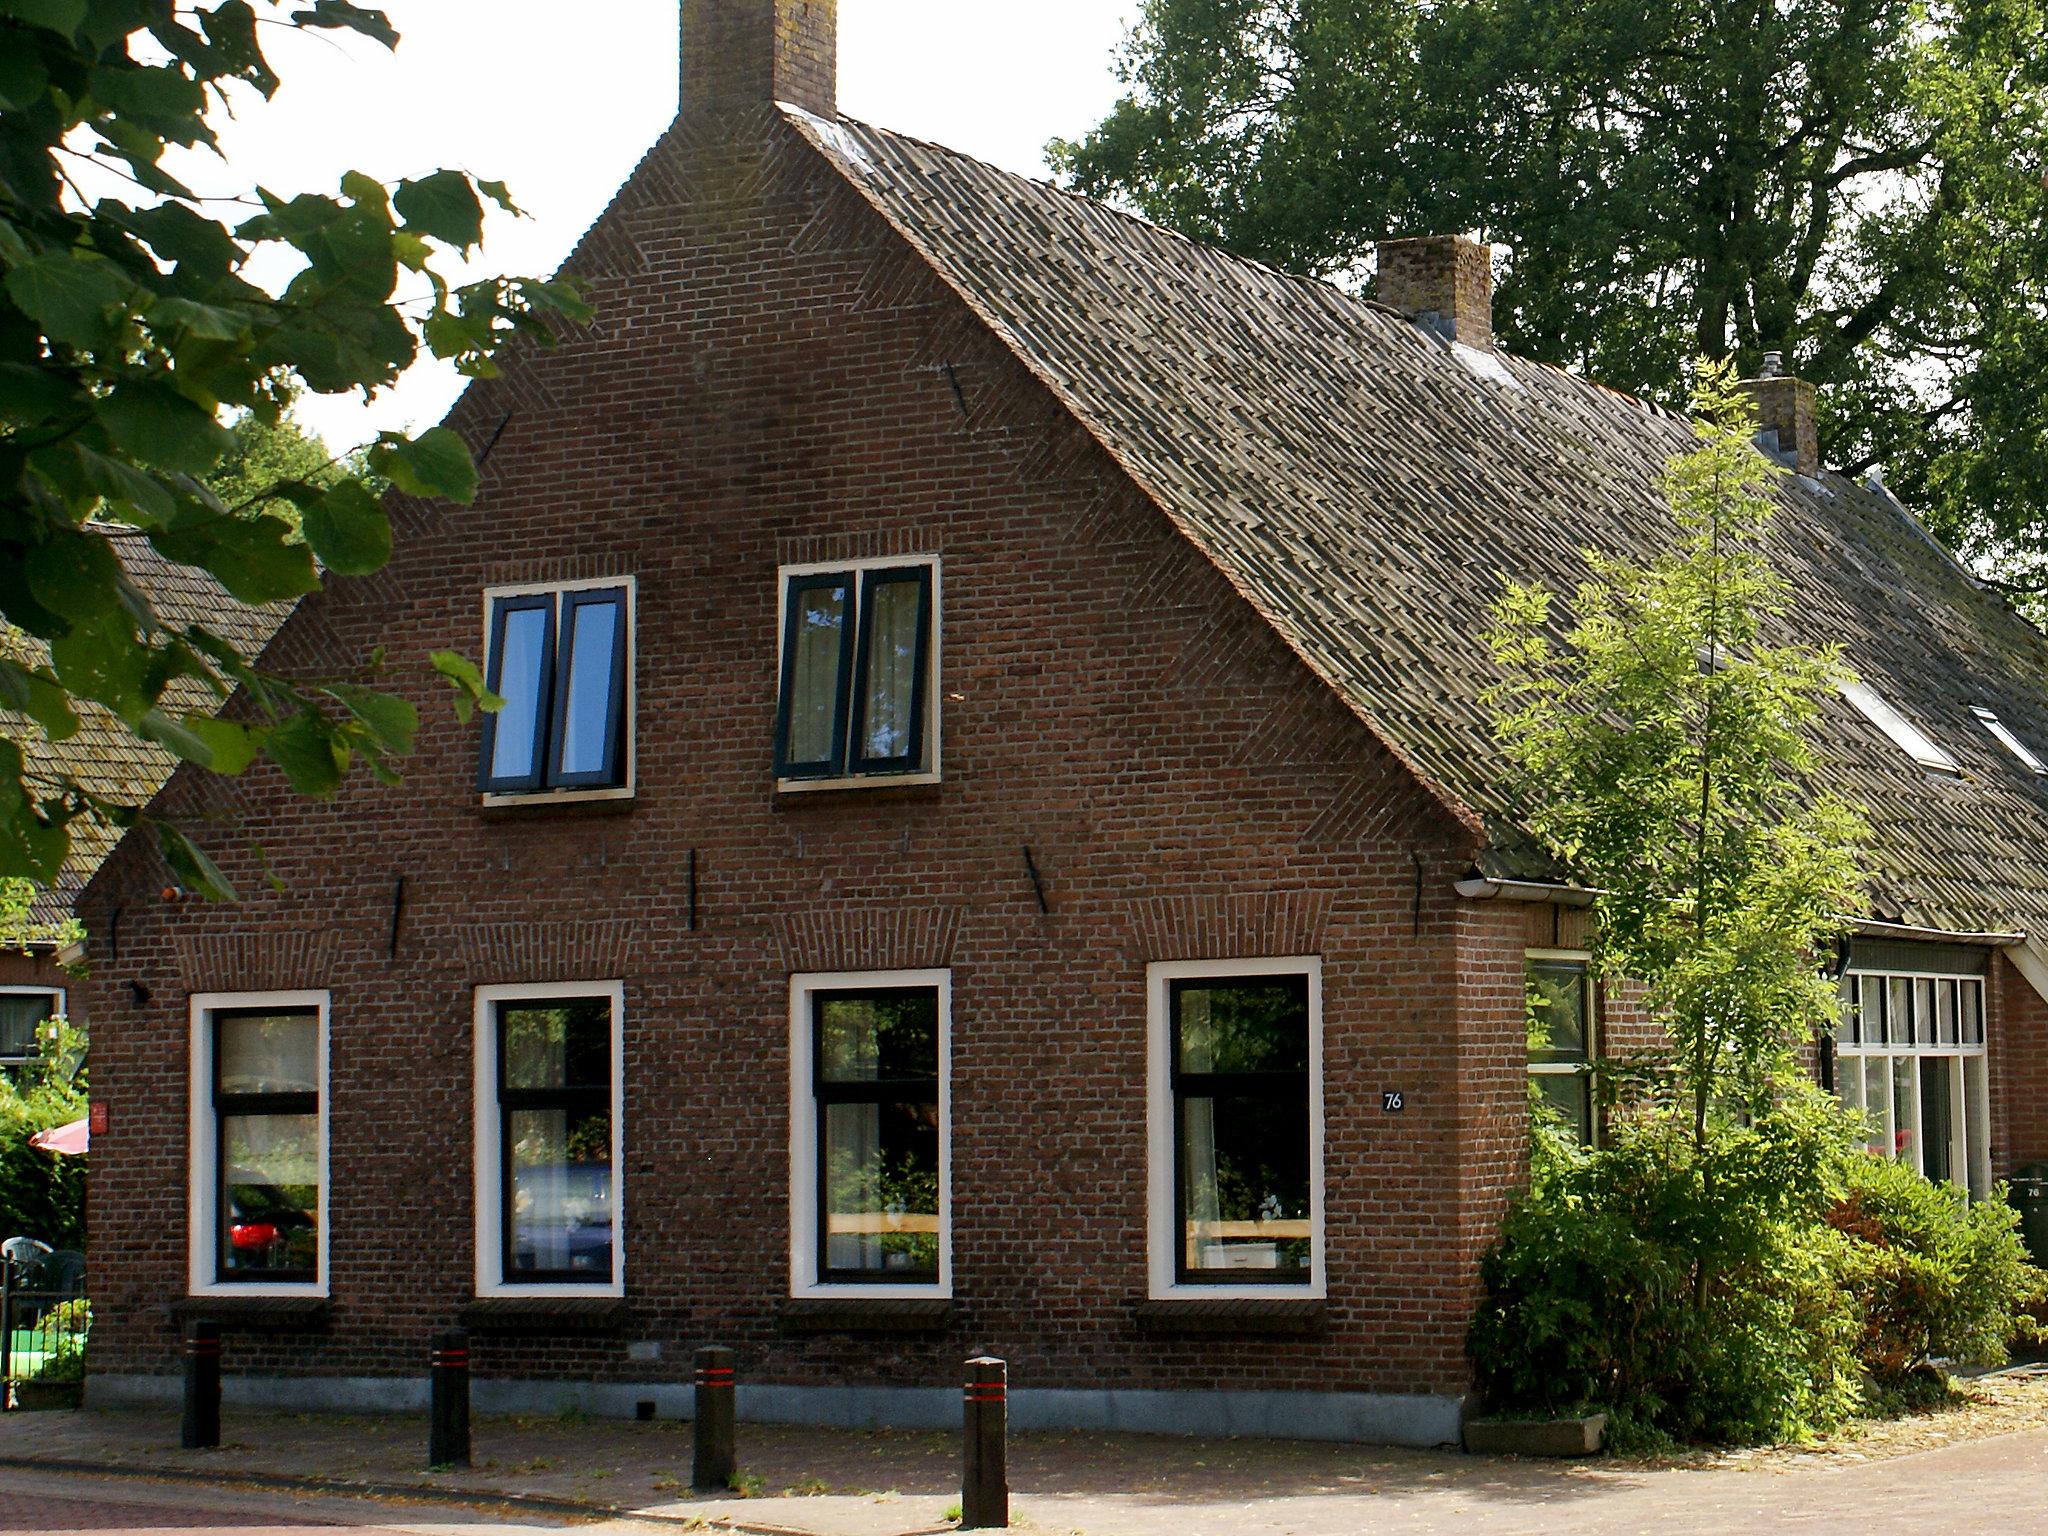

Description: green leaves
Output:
[0,0,87,36]
[396,170,485,252]
[5,254,130,349]
[430,650,500,724]
[297,480,391,575]
[370,426,478,504]
[0,0,581,899]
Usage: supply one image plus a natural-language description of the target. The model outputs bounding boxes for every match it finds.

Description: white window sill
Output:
[188,1281,327,1300]
[476,1281,625,1300]
[791,1281,951,1301]
[776,771,941,795]
[480,785,635,809]
[1149,1282,1325,1303]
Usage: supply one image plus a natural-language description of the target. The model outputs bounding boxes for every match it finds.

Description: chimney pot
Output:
[681,0,837,121]
[1737,367,1820,478]
[1375,235,1495,352]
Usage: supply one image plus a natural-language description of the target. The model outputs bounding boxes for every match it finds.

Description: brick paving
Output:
[4,1397,2048,1535]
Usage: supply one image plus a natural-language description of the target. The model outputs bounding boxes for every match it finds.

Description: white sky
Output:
[182,3,1139,450]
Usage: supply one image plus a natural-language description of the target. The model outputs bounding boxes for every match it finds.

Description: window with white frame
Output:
[0,987,61,1072]
[477,580,634,797]
[1147,958,1324,1297]
[774,558,938,785]
[188,992,328,1296]
[1840,679,1958,775]
[787,971,950,1296]
[1527,955,1596,1144]
[472,983,624,1296]
[1835,961,1990,1198]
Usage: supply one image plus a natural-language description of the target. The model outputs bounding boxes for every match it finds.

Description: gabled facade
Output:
[73,0,2048,1443]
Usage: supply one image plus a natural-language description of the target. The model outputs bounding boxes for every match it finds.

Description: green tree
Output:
[0,0,587,897]
[1487,358,1865,1239]
[207,403,354,530]
[1055,0,2048,592]
[0,1015,85,1251]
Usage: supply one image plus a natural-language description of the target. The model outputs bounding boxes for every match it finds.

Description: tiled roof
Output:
[9,538,286,929]
[790,108,2048,939]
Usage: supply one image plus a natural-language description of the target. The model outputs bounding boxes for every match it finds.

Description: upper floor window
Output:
[775,559,938,785]
[1527,955,1595,1144]
[478,580,634,798]
[0,988,61,1073]
[1840,679,1957,776]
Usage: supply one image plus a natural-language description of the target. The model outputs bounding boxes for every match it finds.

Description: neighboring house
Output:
[0,542,280,1081]
[67,0,2048,1444]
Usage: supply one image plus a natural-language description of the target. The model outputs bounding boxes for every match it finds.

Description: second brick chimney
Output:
[1376,235,1494,352]
[681,0,837,122]
[1738,352,1820,478]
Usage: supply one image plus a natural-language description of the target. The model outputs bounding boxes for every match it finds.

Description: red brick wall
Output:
[1989,953,2048,1179]
[78,109,1524,1399]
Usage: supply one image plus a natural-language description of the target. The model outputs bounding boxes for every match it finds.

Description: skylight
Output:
[1971,706,2047,775]
[1840,680,1959,775]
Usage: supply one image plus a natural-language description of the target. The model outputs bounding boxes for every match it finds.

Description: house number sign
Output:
[1382,1090,1405,1112]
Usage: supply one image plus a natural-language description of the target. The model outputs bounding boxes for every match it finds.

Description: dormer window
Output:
[1971,706,2046,775]
[1840,679,1957,776]
[774,558,939,787]
[477,580,635,799]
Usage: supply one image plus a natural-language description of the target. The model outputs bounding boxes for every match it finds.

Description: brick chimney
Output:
[1738,352,1820,478]
[1376,235,1494,352]
[681,0,836,121]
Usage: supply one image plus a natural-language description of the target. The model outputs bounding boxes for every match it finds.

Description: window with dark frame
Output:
[491,996,616,1284]
[809,986,941,1283]
[0,991,58,1071]
[1527,959,1595,1144]
[775,564,934,781]
[1168,974,1313,1285]
[211,1007,321,1283]
[477,584,631,795]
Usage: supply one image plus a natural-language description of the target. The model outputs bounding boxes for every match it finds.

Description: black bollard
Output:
[691,1346,736,1492]
[961,1356,1008,1530]
[428,1328,471,1469]
[180,1320,221,1450]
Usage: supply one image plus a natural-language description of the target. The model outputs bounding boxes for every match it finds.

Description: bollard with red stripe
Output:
[428,1328,471,1469]
[180,1319,221,1449]
[692,1346,737,1491]
[961,1356,1008,1529]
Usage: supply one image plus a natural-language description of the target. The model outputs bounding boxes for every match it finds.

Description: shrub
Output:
[1828,1153,2044,1400]
[1469,1107,1862,1445]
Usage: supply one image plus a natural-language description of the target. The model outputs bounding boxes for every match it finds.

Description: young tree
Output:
[1487,359,1866,1158]
[1054,0,2048,596]
[0,1,588,896]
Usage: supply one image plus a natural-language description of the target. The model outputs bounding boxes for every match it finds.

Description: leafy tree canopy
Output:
[1488,361,1866,1140]
[0,0,587,898]
[1056,0,2048,591]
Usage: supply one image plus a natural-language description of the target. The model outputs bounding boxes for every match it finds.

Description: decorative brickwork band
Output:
[1129,893,1333,962]
[172,931,340,992]
[455,921,636,981]
[773,907,961,974]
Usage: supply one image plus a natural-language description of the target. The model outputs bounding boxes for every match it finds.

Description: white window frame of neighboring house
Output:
[773,555,942,793]
[1526,949,1598,1147]
[472,981,627,1299]
[1837,967,1991,1199]
[0,985,63,1069]
[787,968,953,1300]
[478,576,638,808]
[1146,956,1326,1302]
[187,990,330,1299]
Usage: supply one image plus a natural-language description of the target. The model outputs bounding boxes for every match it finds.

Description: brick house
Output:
[65,0,2048,1444]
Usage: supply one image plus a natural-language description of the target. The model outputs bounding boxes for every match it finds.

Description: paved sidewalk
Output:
[5,1401,2048,1536]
